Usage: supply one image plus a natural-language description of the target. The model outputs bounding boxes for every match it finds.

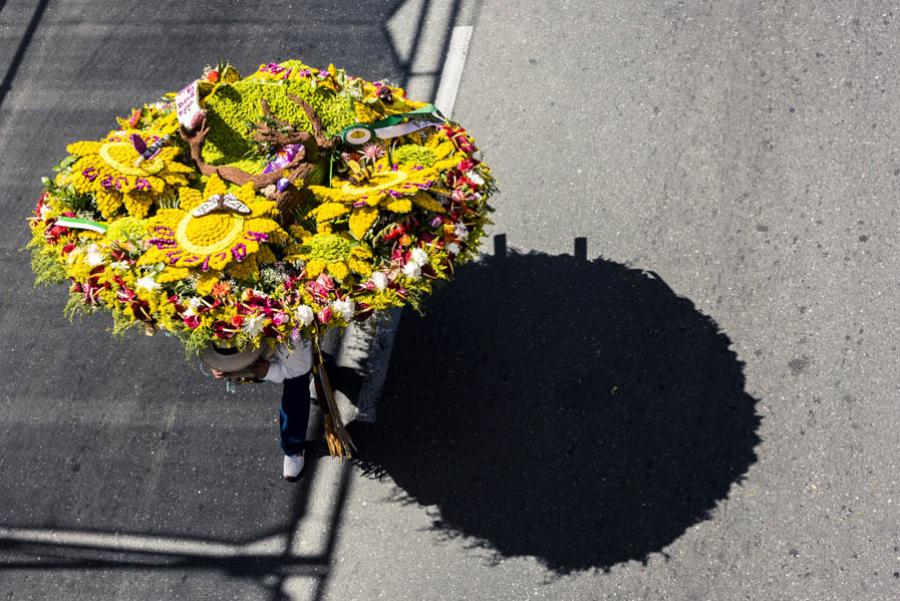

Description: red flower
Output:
[183,315,200,329]
[316,306,333,324]
[458,158,476,173]
[34,192,49,218]
[231,315,245,327]
[214,322,235,339]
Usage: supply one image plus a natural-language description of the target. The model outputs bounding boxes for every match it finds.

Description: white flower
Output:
[183,296,204,317]
[109,260,131,271]
[135,276,160,291]
[467,169,485,187]
[295,305,314,326]
[446,242,460,255]
[409,247,429,267]
[242,313,265,337]
[331,298,355,318]
[39,204,52,219]
[454,222,469,241]
[370,272,389,291]
[86,244,105,267]
[402,262,422,280]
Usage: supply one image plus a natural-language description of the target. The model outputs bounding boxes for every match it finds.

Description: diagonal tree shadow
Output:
[353,237,762,573]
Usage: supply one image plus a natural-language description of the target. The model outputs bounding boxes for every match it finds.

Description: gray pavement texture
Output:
[0,1,899,600]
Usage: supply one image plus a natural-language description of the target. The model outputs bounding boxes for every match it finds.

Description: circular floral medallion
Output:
[138,174,286,277]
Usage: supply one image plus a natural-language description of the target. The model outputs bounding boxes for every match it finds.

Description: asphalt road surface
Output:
[2,1,899,600]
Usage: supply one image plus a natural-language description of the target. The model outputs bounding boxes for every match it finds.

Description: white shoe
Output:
[283,453,304,481]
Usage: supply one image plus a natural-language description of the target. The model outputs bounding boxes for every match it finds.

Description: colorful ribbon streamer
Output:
[55,216,108,234]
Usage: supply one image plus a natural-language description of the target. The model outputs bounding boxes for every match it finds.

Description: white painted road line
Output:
[0,526,286,557]
[434,26,474,118]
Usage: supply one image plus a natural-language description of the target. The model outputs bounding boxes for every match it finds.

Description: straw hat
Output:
[200,344,264,373]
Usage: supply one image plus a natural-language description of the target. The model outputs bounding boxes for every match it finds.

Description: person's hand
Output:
[212,369,226,380]
[251,359,270,380]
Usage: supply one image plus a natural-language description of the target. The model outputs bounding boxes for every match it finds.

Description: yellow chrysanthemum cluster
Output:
[61,131,194,218]
[137,174,287,282]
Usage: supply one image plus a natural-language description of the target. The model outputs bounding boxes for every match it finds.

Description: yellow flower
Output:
[308,160,441,239]
[137,174,287,281]
[347,245,374,277]
[354,103,382,123]
[61,130,194,218]
[196,274,220,296]
[310,202,350,222]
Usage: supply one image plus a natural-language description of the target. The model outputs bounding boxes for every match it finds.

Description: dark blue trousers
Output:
[280,372,311,456]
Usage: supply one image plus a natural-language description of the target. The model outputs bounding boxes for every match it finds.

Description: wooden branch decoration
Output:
[287,93,332,150]
[179,97,338,225]
[180,116,308,189]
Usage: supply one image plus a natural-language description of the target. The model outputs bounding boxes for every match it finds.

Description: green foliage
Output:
[42,163,95,215]
[185,326,214,357]
[64,291,94,320]
[30,244,66,287]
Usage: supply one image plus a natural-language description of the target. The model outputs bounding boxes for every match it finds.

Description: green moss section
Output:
[393,144,437,167]
[202,79,357,166]
[301,233,352,262]
[104,216,146,243]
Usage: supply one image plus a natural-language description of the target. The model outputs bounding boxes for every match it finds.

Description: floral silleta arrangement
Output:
[27,60,493,454]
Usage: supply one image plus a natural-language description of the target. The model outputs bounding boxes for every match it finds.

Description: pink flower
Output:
[316,273,335,291]
[317,306,333,324]
[183,315,200,329]
[360,143,384,162]
[272,312,290,326]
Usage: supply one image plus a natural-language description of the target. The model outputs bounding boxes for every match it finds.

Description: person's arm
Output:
[261,342,313,383]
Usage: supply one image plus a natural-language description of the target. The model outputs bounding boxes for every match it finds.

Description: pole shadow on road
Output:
[353,237,762,573]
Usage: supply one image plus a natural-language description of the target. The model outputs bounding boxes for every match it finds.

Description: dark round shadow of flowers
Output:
[350,247,761,574]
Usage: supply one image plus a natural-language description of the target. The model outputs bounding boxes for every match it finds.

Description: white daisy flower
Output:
[182,296,204,318]
[295,305,314,326]
[370,272,389,291]
[331,298,356,318]
[467,169,485,186]
[86,244,105,267]
[135,276,160,291]
[402,262,422,280]
[409,247,429,267]
[242,313,266,337]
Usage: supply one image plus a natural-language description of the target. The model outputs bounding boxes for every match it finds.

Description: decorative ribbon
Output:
[55,216,108,234]
[340,104,445,146]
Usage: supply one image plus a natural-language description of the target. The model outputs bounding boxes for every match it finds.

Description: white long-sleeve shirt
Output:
[262,339,313,383]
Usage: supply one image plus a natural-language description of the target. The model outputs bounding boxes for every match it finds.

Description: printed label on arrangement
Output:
[176,81,205,130]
